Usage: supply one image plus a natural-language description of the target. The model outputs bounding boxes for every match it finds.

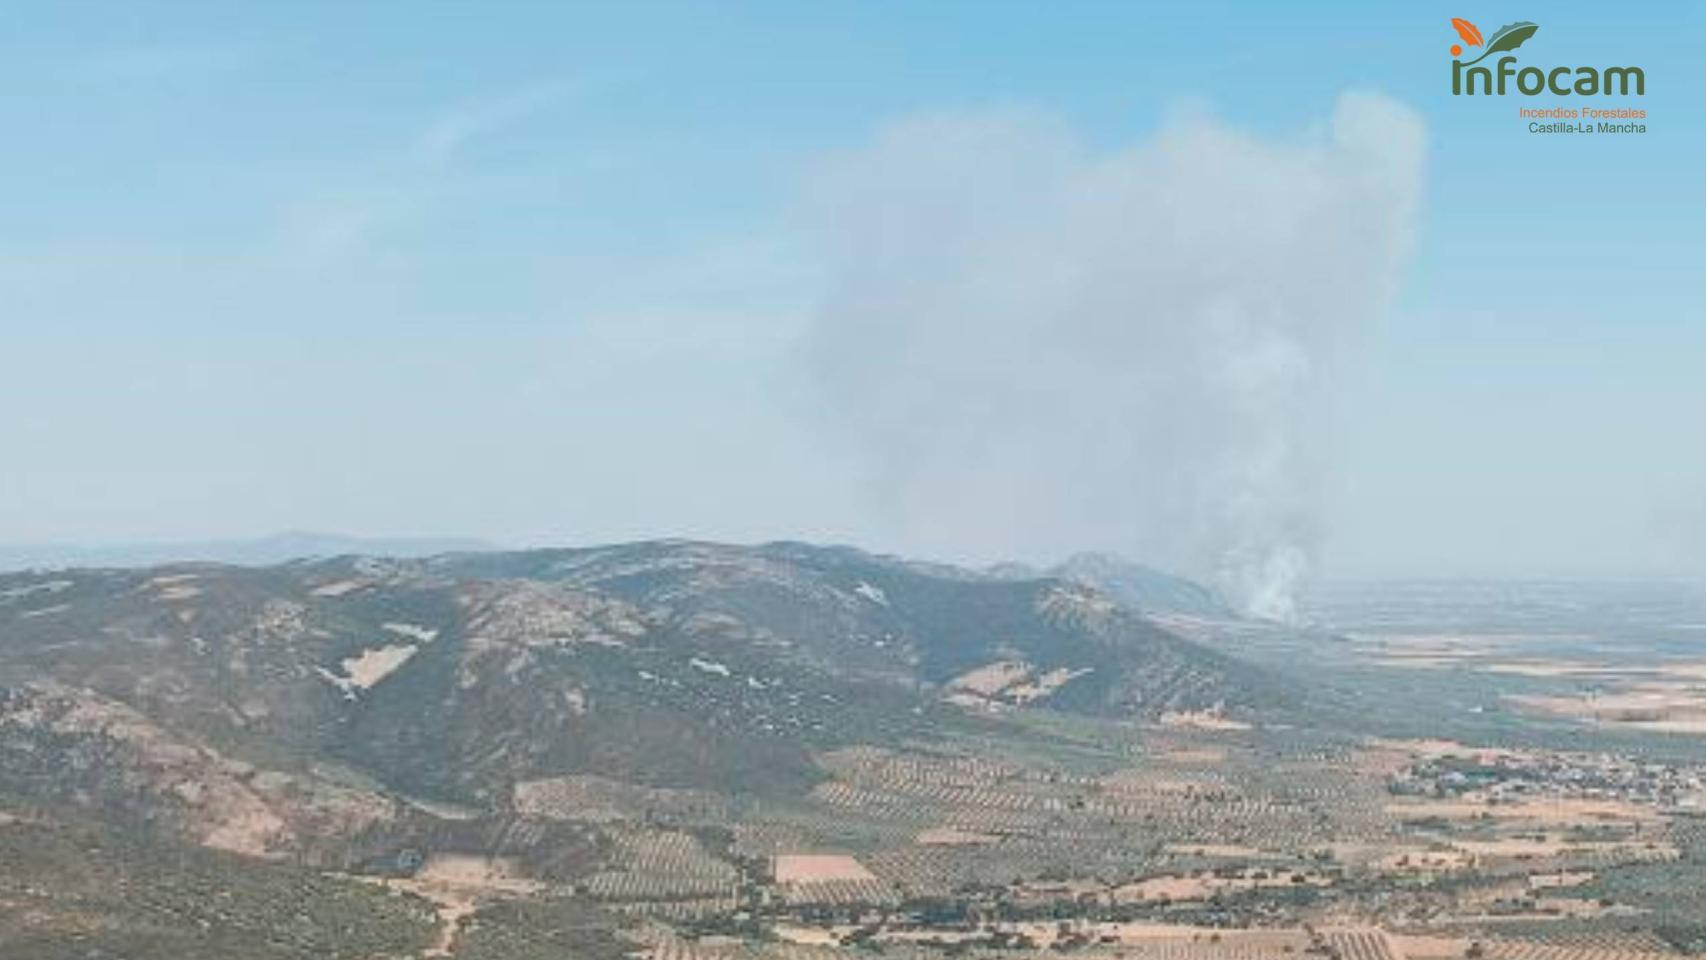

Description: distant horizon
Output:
[2,528,1700,585]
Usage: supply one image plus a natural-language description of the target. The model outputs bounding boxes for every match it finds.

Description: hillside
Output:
[8,545,1698,958]
[992,552,1234,618]
[0,541,1274,859]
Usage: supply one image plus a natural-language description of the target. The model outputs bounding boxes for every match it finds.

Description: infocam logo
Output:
[1449,18,1644,96]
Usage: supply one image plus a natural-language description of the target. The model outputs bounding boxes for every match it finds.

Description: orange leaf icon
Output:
[1450,17,1484,47]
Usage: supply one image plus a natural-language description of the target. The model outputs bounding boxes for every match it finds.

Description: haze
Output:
[2,3,1702,593]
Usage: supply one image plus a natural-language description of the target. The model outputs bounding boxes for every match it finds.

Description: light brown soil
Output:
[772,853,877,883]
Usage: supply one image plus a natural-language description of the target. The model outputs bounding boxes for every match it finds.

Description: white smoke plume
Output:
[803,94,1425,620]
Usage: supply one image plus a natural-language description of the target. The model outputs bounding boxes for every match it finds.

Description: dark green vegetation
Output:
[0,541,1272,818]
[452,898,632,960]
[0,813,437,959]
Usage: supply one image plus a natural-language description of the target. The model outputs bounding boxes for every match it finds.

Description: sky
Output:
[1,2,1702,585]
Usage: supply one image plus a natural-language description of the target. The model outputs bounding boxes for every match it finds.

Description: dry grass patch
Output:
[772,853,876,883]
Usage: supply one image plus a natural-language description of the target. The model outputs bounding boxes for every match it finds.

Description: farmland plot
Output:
[583,827,741,905]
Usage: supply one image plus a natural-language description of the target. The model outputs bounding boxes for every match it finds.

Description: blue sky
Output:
[2,2,1701,579]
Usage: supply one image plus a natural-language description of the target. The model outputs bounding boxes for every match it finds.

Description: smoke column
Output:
[802,94,1425,620]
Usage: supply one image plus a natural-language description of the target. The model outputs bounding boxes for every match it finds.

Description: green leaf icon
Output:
[1461,22,1539,66]
[1484,21,1539,53]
